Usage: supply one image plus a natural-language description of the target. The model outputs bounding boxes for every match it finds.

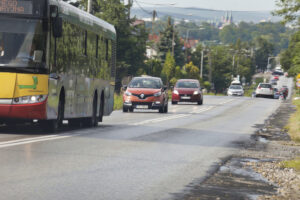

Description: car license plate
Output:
[136,105,148,109]
[181,96,191,100]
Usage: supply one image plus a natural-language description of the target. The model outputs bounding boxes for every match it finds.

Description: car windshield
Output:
[129,78,162,89]
[229,85,242,90]
[0,18,47,71]
[259,84,272,88]
[176,81,199,88]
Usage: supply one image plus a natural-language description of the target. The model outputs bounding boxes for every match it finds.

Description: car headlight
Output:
[13,95,47,104]
[228,90,232,94]
[193,91,199,95]
[154,91,162,97]
[125,91,132,96]
[173,90,179,95]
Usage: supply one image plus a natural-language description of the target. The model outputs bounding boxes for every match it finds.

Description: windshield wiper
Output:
[0,66,47,73]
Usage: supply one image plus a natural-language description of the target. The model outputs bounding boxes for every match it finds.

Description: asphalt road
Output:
[0,78,292,200]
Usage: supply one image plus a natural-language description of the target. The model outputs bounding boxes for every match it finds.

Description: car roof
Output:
[133,76,161,80]
[177,79,199,82]
[259,83,271,85]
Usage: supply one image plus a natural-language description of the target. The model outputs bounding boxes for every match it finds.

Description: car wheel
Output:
[198,99,203,105]
[159,105,164,113]
[123,107,128,112]
[164,103,168,113]
[172,101,177,105]
[129,108,134,112]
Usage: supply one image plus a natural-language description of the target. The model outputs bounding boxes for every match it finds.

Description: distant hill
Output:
[131,7,282,23]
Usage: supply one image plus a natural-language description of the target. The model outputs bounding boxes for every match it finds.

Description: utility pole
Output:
[200,50,204,79]
[185,29,190,64]
[208,48,212,83]
[172,23,175,57]
[87,0,92,13]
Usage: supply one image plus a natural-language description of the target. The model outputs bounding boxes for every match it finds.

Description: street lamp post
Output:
[87,0,92,13]
[184,28,204,64]
[200,50,204,79]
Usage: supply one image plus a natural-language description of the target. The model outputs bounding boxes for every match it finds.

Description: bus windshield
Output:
[0,18,46,72]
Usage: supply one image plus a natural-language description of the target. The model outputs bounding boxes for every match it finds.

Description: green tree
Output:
[210,46,233,92]
[255,37,274,72]
[158,17,184,66]
[183,62,200,80]
[162,52,176,85]
[274,0,300,24]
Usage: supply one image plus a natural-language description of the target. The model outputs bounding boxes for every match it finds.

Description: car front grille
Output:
[132,93,154,100]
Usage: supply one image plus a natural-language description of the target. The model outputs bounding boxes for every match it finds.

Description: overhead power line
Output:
[133,0,152,15]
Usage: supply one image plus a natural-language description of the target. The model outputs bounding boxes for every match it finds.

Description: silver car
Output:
[227,85,244,96]
[255,83,274,98]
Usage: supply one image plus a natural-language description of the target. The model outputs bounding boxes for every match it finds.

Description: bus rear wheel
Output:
[83,95,98,127]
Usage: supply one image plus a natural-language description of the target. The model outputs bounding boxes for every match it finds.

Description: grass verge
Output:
[281,158,300,172]
[114,93,123,110]
[286,94,300,143]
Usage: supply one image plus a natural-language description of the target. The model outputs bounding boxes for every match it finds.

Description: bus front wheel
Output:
[41,97,64,132]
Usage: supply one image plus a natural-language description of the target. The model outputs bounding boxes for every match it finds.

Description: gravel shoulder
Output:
[176,100,300,200]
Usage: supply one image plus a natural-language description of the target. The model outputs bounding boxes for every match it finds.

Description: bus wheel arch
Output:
[99,91,105,122]
[57,87,65,127]
[41,87,65,132]
[91,90,98,127]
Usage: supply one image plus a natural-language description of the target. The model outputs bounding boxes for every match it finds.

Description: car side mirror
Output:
[163,86,168,91]
[170,86,174,90]
[122,85,127,91]
[52,16,63,38]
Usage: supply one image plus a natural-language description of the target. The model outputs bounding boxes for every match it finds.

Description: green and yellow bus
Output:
[0,0,116,131]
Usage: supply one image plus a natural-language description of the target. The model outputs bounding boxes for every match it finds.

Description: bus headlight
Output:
[193,91,199,95]
[13,95,47,104]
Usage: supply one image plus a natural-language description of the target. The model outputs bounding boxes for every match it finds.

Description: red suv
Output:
[123,77,168,113]
[172,79,203,105]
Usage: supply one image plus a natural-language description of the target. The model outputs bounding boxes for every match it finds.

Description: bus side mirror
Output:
[52,17,63,38]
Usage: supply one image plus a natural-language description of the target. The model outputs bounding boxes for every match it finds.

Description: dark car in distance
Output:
[172,79,203,105]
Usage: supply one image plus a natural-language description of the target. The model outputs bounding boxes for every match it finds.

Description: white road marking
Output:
[190,106,215,114]
[132,99,237,126]
[131,114,190,126]
[0,133,79,149]
[0,98,238,147]
[219,99,235,105]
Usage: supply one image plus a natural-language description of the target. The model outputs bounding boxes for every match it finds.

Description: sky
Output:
[132,0,278,11]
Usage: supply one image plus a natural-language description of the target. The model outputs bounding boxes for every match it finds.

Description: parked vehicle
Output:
[172,79,203,105]
[270,79,278,86]
[280,86,289,99]
[273,88,280,99]
[122,77,168,113]
[255,83,274,98]
[272,71,284,76]
[231,80,241,86]
[227,85,244,96]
